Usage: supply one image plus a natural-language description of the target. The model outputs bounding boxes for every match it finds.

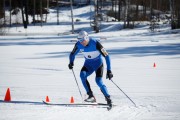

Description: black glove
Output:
[68,63,74,69]
[106,70,113,80]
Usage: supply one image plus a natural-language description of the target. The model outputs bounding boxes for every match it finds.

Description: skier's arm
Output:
[96,41,113,79]
[69,43,80,66]
[96,41,111,70]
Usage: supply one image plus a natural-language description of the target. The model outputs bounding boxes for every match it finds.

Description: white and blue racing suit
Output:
[69,38,111,97]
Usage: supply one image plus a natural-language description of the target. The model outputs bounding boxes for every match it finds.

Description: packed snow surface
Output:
[0,5,180,120]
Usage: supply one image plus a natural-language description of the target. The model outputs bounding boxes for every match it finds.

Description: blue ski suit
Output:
[69,38,111,97]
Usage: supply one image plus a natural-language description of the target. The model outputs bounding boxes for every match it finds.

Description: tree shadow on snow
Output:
[108,43,180,57]
[26,43,180,60]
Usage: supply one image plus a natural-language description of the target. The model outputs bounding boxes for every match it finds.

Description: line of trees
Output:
[0,0,49,28]
[0,0,180,33]
[96,0,180,29]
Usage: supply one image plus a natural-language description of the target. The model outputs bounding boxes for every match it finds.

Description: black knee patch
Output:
[96,64,103,77]
[81,66,88,72]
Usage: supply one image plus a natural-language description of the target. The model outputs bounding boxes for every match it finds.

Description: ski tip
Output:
[42,100,48,104]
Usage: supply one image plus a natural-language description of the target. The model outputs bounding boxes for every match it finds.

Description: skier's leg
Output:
[80,66,96,102]
[95,64,112,106]
[80,66,93,95]
[95,64,110,96]
[95,78,110,97]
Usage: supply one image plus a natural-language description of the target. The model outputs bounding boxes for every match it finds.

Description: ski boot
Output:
[84,92,96,103]
[106,96,112,110]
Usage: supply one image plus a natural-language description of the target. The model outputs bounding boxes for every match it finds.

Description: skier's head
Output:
[77,31,89,42]
[77,31,89,46]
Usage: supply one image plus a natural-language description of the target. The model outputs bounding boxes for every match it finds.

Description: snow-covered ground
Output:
[0,6,180,120]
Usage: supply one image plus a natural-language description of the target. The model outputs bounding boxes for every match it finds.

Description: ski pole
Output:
[110,79,137,107]
[71,69,83,102]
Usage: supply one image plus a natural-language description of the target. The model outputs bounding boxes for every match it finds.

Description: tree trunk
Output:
[40,0,43,26]
[20,0,27,29]
[3,0,5,25]
[118,0,121,21]
[126,0,130,28]
[25,0,29,25]
[136,2,138,21]
[124,0,127,28]
[169,0,176,29]
[70,0,74,34]
[9,0,12,27]
[150,0,153,19]
[178,7,180,28]
[56,0,59,25]
[45,0,49,22]
[95,0,99,33]
[33,0,35,25]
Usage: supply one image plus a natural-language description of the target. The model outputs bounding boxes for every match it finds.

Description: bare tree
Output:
[70,0,74,34]
[45,0,49,22]
[56,0,59,25]
[118,0,121,21]
[123,0,128,28]
[3,0,6,24]
[0,0,7,35]
[33,0,36,25]
[169,0,175,29]
[40,0,43,26]
[9,0,12,27]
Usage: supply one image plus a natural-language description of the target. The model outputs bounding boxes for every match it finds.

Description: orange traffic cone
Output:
[153,63,156,68]
[46,96,50,102]
[70,96,74,103]
[4,88,11,101]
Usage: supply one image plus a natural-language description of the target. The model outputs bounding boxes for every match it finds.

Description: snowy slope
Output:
[0,5,180,120]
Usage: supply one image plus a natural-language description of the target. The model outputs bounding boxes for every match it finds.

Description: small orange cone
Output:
[70,96,74,103]
[46,96,50,102]
[153,63,156,68]
[4,88,11,101]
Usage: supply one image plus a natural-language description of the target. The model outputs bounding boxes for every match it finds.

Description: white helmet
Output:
[77,31,89,42]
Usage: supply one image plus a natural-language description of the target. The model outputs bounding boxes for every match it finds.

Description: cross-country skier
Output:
[68,31,113,107]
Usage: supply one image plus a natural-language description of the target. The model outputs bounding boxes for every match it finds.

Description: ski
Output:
[42,100,113,109]
[43,100,107,106]
[0,100,43,105]
[0,100,114,110]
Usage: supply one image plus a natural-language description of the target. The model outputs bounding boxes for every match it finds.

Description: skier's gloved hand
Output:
[68,63,74,69]
[106,70,113,80]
